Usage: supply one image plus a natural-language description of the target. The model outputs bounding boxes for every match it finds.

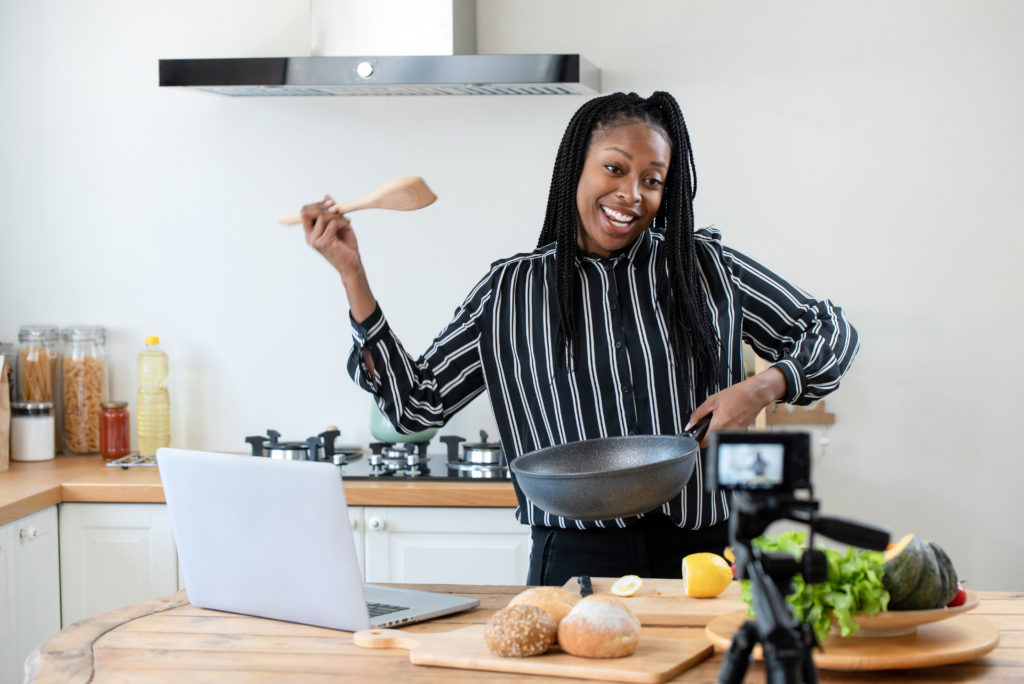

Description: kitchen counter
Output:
[26,586,1022,683]
[0,455,518,526]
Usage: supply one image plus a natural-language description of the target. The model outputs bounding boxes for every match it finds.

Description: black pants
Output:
[526,514,730,586]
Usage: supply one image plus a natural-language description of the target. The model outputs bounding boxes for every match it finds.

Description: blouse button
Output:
[615,341,623,349]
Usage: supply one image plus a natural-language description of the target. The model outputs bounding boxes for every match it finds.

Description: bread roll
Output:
[484,604,557,657]
[507,586,580,624]
[557,597,641,658]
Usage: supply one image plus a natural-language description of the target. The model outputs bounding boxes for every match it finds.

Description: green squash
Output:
[882,533,961,610]
[881,533,927,606]
[929,541,960,607]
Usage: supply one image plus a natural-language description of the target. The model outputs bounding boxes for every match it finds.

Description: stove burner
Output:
[368,441,431,477]
[246,428,346,464]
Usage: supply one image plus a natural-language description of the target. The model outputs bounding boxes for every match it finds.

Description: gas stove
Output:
[243,429,510,481]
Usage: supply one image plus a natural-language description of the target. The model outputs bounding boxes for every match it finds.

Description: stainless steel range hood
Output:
[159,0,600,96]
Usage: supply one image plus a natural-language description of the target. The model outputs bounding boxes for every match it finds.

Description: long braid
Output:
[537,91,720,398]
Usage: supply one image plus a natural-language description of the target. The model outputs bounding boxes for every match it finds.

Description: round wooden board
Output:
[705,611,1000,670]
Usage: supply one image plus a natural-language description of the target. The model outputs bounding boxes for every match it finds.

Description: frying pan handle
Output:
[684,413,713,442]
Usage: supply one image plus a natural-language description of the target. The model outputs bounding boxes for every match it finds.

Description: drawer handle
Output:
[20,526,39,541]
[368,517,386,531]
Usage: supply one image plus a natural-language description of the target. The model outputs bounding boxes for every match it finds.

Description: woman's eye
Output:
[604,164,622,174]
[645,177,664,187]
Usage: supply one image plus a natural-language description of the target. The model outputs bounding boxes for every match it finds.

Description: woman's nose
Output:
[616,177,642,203]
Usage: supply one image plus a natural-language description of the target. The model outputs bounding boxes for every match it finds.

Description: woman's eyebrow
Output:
[604,146,667,168]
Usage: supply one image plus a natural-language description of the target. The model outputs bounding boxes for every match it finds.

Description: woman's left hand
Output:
[687,367,787,445]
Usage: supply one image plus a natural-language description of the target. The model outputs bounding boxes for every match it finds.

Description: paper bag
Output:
[1,357,10,472]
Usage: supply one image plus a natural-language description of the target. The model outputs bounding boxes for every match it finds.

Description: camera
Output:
[705,430,811,493]
[705,429,890,684]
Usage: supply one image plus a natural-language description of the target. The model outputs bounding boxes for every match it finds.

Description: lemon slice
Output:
[682,552,733,598]
[609,574,643,597]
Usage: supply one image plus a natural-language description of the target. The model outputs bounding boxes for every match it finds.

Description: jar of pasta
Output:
[61,325,107,455]
[18,325,61,452]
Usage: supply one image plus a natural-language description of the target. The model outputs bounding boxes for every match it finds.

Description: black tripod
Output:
[718,492,890,684]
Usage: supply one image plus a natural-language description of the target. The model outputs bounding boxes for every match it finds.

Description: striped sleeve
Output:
[346,279,492,435]
[699,231,859,405]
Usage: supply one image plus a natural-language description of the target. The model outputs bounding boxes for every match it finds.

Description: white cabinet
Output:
[0,506,61,684]
[58,503,178,627]
[360,507,531,585]
[55,502,528,631]
[349,505,365,575]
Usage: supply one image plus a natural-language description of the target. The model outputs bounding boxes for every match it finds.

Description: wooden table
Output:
[28,586,1022,683]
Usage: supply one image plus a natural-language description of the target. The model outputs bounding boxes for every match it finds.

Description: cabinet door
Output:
[363,507,531,585]
[1,517,16,684]
[59,503,178,627]
[0,506,61,684]
[14,507,61,679]
[348,506,365,577]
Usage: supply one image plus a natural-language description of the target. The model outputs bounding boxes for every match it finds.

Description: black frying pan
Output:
[509,415,712,521]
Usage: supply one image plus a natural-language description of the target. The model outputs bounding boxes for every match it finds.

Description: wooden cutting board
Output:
[705,611,1001,670]
[560,577,746,626]
[354,625,713,683]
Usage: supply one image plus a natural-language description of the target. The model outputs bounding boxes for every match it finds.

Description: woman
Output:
[300,91,858,586]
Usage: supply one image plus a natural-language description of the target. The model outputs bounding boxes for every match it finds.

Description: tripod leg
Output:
[718,621,758,684]
[800,624,819,684]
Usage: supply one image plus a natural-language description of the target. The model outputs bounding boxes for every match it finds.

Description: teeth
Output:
[602,207,635,223]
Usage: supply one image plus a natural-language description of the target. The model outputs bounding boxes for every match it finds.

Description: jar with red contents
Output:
[99,401,131,459]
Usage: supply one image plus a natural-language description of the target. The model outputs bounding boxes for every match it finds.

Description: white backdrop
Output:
[2,0,1022,589]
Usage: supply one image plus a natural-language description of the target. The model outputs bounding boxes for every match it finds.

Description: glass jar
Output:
[61,326,108,455]
[18,325,61,453]
[17,325,61,403]
[100,401,131,459]
[10,401,56,462]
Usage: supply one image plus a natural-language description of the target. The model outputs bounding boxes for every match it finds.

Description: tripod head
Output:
[705,431,890,684]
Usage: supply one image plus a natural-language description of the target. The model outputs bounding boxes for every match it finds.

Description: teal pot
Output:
[369,400,438,443]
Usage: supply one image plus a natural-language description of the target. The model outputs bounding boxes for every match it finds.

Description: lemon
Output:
[682,552,733,598]
[609,574,644,597]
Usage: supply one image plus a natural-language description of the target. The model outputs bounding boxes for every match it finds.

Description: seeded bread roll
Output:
[484,604,557,657]
[557,597,641,658]
[507,586,580,624]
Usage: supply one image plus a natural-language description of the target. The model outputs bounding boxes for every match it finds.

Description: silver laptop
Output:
[156,447,479,631]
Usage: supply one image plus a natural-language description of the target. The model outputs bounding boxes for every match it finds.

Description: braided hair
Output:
[537,91,720,398]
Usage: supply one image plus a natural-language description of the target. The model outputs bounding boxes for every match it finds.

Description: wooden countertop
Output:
[27,586,1023,683]
[0,455,518,526]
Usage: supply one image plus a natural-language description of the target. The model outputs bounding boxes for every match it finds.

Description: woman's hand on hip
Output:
[687,366,787,444]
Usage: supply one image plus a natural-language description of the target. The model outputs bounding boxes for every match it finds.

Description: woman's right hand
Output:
[300,194,378,323]
[301,195,364,281]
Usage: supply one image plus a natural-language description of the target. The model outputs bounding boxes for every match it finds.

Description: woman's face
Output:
[575,122,671,257]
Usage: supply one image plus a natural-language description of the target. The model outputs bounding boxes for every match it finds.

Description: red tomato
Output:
[947,582,967,607]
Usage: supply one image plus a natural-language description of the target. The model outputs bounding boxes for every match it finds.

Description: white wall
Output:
[2,1,1021,589]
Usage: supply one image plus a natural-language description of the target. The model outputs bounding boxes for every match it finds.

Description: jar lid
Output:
[18,325,60,343]
[101,401,129,409]
[11,401,54,415]
[62,325,106,342]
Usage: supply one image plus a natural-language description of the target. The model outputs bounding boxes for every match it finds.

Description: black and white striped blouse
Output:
[348,227,859,530]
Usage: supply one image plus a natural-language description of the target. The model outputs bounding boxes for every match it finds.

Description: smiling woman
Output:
[295,90,860,587]
[575,123,671,256]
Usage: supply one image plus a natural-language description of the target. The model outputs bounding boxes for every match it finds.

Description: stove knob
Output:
[368,517,386,531]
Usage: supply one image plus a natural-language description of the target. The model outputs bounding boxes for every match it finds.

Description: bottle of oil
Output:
[136,336,170,457]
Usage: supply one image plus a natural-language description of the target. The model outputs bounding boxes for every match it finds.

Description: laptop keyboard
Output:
[367,601,409,618]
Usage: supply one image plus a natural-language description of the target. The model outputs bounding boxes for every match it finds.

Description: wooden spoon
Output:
[279,176,437,225]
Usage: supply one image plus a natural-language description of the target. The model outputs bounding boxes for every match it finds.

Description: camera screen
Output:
[717,443,786,489]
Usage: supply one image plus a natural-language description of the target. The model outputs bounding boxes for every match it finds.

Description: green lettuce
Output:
[737,531,890,644]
